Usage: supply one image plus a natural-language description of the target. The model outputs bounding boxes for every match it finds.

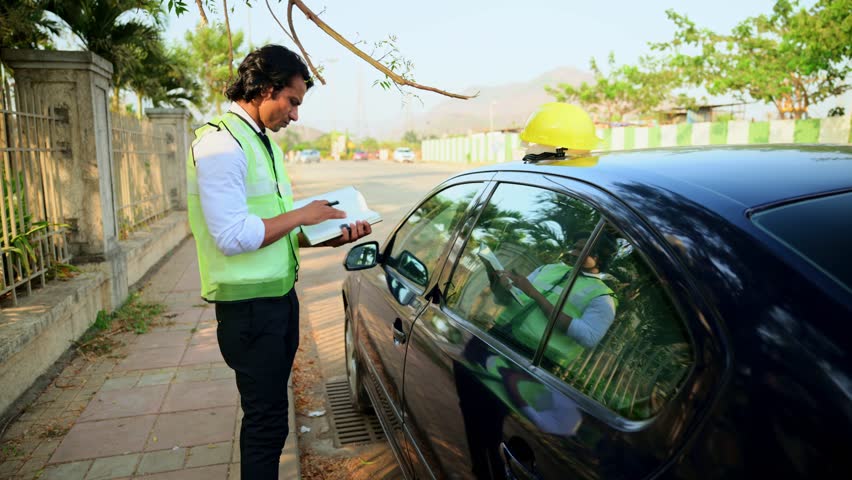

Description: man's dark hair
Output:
[225,44,314,102]
[568,231,618,271]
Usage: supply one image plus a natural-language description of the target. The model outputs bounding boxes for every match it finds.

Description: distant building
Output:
[657,102,747,124]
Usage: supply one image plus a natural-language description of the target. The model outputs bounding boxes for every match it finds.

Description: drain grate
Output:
[326,380,385,446]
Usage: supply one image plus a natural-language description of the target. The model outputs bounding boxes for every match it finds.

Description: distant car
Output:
[341,145,852,479]
[393,147,415,163]
[352,150,368,161]
[299,149,321,163]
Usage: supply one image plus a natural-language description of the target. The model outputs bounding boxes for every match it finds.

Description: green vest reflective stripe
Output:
[498,263,616,366]
[187,113,300,302]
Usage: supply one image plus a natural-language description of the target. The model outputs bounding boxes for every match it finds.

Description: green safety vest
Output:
[498,263,616,366]
[186,113,299,302]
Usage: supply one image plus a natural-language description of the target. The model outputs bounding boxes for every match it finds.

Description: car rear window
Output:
[751,191,852,293]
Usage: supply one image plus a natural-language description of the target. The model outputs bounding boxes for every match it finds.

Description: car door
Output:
[354,178,490,469]
[402,174,722,479]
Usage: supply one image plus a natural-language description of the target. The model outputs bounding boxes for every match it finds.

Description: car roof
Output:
[466,145,852,211]
[459,145,852,334]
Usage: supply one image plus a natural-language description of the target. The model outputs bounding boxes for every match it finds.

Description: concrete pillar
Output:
[145,108,190,210]
[1,49,128,310]
[0,49,119,261]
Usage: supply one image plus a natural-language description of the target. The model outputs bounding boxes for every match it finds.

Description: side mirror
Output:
[397,250,428,287]
[344,241,379,271]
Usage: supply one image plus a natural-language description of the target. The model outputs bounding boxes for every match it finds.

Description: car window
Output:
[751,190,852,294]
[444,183,602,359]
[388,182,483,288]
[444,182,693,421]
[539,224,693,421]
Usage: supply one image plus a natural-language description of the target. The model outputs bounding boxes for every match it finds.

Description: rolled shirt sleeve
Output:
[192,130,266,256]
[565,295,616,349]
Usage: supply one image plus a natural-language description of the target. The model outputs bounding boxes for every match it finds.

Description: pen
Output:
[326,200,340,207]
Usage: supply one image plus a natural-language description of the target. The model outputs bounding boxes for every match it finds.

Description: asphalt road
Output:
[288,159,477,478]
[291,159,476,378]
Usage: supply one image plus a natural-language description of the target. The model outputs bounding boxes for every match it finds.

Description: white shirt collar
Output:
[228,102,265,134]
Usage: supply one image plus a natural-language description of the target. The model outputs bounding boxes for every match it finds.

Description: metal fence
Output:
[111,113,171,239]
[0,80,72,307]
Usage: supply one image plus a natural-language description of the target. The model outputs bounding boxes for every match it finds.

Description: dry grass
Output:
[74,291,168,358]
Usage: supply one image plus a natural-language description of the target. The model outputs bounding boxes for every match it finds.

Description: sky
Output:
[161,0,850,138]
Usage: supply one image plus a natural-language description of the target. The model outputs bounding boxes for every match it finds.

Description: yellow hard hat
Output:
[520,103,601,151]
[552,155,599,168]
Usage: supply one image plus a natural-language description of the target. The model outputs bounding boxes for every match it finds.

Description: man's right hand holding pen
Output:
[297,200,372,247]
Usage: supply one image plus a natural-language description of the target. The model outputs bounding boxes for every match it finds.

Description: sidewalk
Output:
[0,238,299,479]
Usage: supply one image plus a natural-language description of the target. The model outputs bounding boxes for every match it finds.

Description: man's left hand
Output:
[323,220,372,247]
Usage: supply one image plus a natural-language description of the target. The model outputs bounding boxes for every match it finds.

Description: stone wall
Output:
[0,49,192,417]
[422,115,852,163]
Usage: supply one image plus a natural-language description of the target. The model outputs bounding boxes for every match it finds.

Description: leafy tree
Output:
[360,137,379,151]
[402,130,419,145]
[43,0,164,110]
[182,22,244,115]
[148,46,203,108]
[0,0,60,49]
[307,132,333,157]
[652,0,852,119]
[546,53,686,122]
[126,41,202,115]
[276,128,302,153]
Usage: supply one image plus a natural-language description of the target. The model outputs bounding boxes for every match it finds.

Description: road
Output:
[288,159,476,479]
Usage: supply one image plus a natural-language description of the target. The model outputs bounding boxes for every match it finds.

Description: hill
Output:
[398,66,593,137]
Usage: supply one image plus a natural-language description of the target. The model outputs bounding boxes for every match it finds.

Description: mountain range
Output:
[281,66,594,141]
[397,66,593,138]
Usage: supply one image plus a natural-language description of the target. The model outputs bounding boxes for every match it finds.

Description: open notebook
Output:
[293,186,382,245]
[477,245,524,303]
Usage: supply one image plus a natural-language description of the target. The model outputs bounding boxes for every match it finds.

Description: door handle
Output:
[499,442,539,480]
[393,318,407,346]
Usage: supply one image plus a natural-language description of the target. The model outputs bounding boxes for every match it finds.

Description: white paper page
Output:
[293,186,382,245]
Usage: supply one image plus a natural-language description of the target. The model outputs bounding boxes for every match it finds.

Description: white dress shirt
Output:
[192,103,269,256]
[527,266,616,348]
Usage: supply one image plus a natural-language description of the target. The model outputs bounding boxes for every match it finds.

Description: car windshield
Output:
[751,190,852,294]
[397,148,411,152]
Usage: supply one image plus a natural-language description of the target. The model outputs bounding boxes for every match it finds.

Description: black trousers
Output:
[215,290,300,480]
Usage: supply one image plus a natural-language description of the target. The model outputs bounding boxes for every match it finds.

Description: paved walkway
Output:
[0,238,299,479]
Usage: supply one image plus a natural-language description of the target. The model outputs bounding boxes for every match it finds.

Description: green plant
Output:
[75,293,166,356]
[1,170,70,280]
[46,262,81,281]
[0,441,22,461]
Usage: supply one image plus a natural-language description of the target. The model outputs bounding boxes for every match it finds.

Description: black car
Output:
[341,145,852,479]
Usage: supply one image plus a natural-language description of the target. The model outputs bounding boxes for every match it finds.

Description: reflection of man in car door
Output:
[491,235,618,364]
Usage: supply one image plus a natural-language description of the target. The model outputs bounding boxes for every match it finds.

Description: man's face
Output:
[257,75,307,132]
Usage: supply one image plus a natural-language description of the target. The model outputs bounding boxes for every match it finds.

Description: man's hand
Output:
[496,270,534,294]
[322,220,372,247]
[298,200,346,226]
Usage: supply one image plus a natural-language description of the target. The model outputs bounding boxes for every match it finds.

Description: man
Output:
[490,234,618,365]
[186,44,371,479]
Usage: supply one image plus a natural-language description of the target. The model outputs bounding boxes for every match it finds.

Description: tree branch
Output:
[287,0,325,84]
[265,0,296,45]
[285,0,475,99]
[194,0,208,25]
